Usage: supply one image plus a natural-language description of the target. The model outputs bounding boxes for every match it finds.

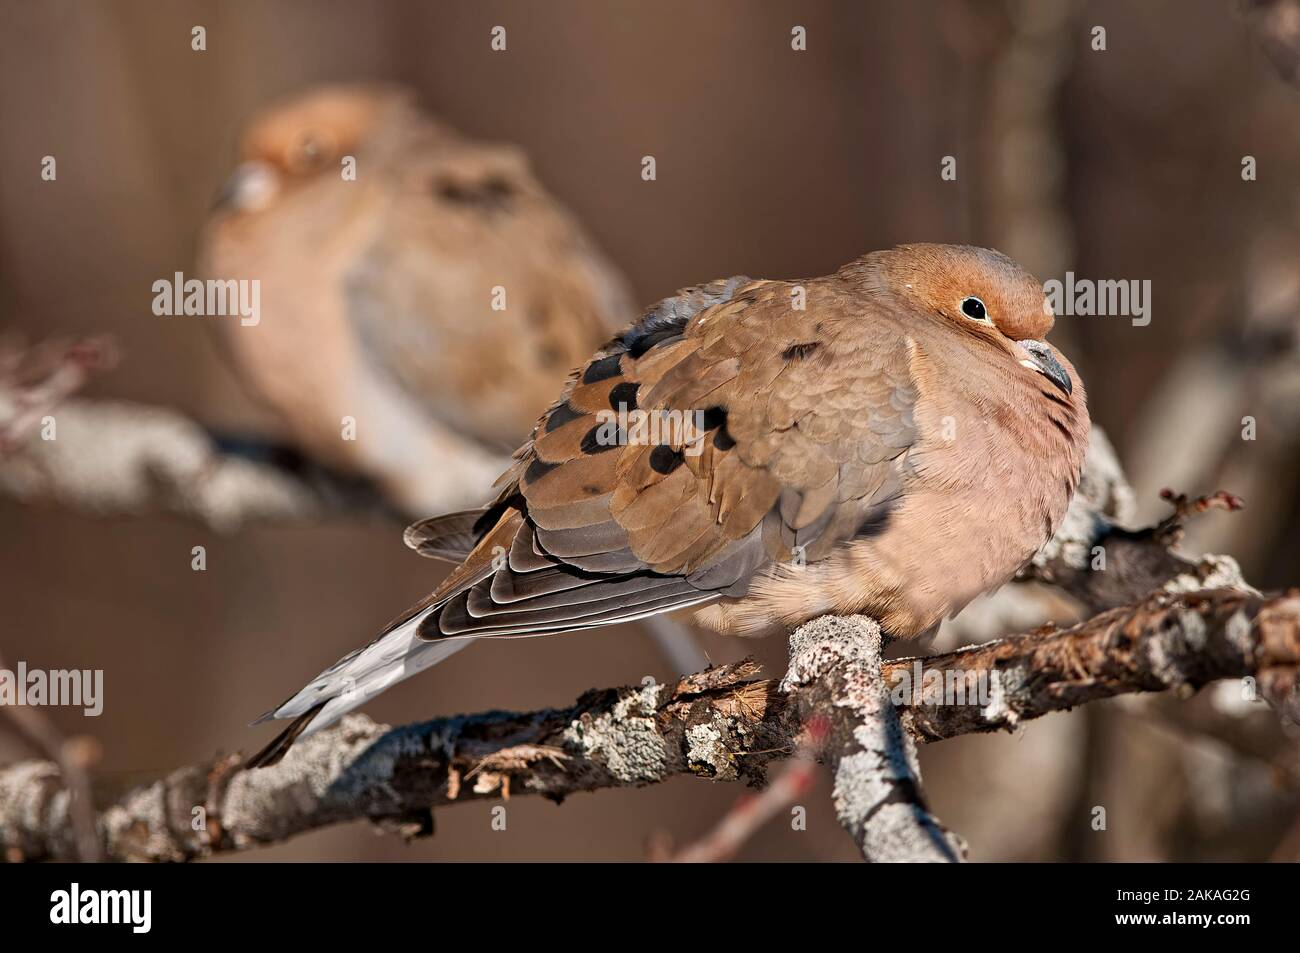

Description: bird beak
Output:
[212,161,279,213]
[1017,340,1072,396]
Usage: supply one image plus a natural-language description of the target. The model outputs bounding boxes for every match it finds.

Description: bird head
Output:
[211,84,417,214]
[871,243,1075,397]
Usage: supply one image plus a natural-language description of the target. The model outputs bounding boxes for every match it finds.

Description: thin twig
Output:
[664,716,826,863]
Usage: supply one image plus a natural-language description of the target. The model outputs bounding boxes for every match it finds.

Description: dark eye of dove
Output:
[960,296,989,322]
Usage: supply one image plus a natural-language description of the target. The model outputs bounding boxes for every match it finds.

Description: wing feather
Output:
[252,268,921,754]
[404,275,918,645]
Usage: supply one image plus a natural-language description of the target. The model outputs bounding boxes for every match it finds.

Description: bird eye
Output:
[294,135,325,169]
[960,296,989,322]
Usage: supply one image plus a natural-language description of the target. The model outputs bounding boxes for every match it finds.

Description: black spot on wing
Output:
[608,381,639,411]
[582,354,623,384]
[524,457,560,484]
[697,406,736,451]
[544,402,584,433]
[581,424,622,454]
[782,342,821,360]
[626,329,684,358]
[649,444,684,474]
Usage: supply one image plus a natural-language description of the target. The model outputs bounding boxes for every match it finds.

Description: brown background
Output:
[1,0,1298,860]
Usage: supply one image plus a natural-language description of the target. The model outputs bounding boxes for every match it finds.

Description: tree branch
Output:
[2,587,1294,862]
[780,616,966,862]
[0,340,1280,861]
[0,337,505,528]
[0,651,102,863]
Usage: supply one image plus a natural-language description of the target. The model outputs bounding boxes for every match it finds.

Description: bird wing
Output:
[343,140,633,447]
[251,274,920,755]
[417,273,920,641]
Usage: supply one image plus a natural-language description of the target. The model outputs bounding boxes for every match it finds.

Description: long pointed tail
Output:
[246,608,471,767]
[244,703,326,768]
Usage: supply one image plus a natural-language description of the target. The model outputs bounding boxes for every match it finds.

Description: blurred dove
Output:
[199,84,633,515]
[248,243,1089,766]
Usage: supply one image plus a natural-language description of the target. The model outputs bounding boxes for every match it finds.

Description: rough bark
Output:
[3,587,1294,863]
[781,616,965,862]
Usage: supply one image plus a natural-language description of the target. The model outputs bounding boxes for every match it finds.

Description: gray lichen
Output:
[981,665,1027,727]
[782,615,882,691]
[1163,553,1254,595]
[784,613,965,862]
[685,722,737,780]
[562,682,668,782]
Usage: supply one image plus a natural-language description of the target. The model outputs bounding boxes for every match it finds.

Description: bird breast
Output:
[702,339,1088,640]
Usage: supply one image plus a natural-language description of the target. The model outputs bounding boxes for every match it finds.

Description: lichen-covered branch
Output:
[781,616,965,862]
[897,587,1300,742]
[0,652,101,863]
[0,659,785,862]
[3,587,1295,862]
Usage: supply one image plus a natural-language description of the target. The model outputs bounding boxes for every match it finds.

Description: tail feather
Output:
[403,509,485,562]
[244,703,326,769]
[246,609,472,768]
[248,508,529,767]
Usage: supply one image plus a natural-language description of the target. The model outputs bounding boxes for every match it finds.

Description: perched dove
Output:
[199,84,633,515]
[248,243,1089,766]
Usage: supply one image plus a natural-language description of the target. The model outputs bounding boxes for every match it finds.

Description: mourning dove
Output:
[199,84,633,515]
[248,243,1089,766]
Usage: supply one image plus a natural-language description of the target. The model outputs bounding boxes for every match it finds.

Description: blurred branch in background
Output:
[1124,237,1300,567]
[980,0,1079,281]
[0,336,497,530]
[0,336,118,451]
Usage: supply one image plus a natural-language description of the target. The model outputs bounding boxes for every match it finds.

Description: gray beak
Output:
[1018,340,1072,396]
[212,160,279,213]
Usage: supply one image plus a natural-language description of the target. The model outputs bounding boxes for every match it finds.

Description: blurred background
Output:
[2,0,1299,861]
